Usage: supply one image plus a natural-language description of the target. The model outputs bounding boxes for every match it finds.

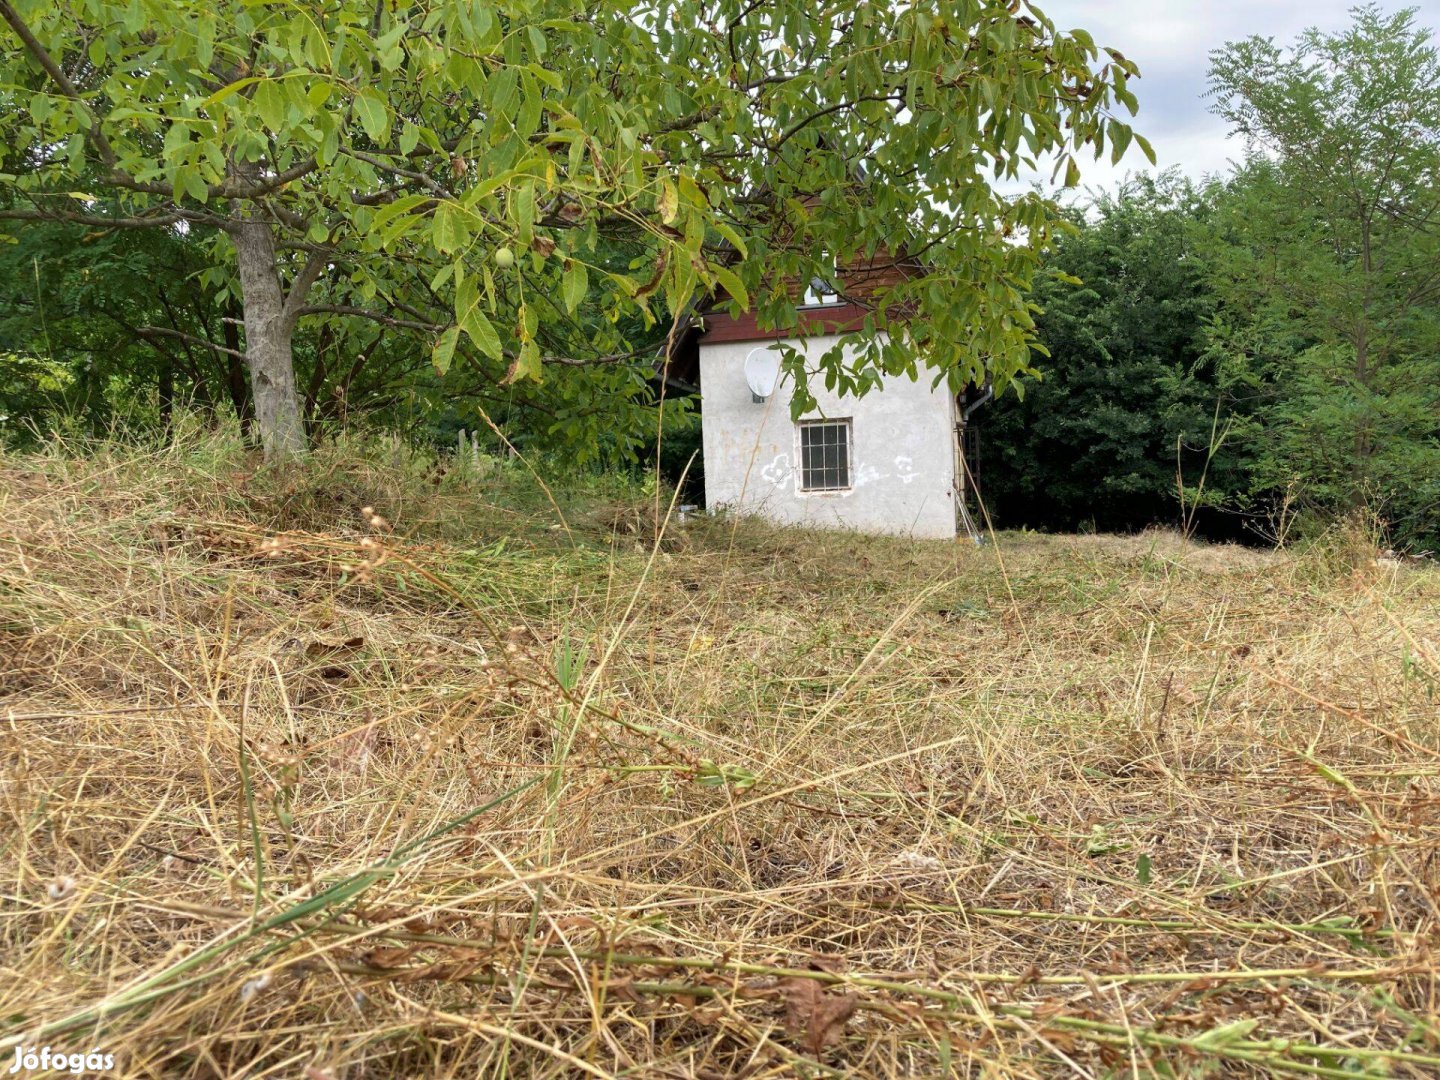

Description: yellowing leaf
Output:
[658,176,679,225]
[1135,133,1157,166]
[200,76,262,109]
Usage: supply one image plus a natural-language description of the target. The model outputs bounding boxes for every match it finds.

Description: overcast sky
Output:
[1035,0,1440,191]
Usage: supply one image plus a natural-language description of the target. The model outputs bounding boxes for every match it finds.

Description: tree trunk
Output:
[222,306,254,441]
[232,218,306,460]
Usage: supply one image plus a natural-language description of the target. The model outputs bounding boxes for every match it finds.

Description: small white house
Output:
[682,265,965,540]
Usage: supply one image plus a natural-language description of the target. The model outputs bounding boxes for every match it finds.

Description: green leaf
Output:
[713,265,749,311]
[201,76,263,109]
[432,326,459,376]
[253,81,286,132]
[1191,1019,1260,1050]
[354,89,390,144]
[398,121,419,156]
[516,70,542,138]
[514,181,534,247]
[561,260,588,313]
[370,193,429,235]
[431,201,467,255]
[1109,122,1133,165]
[456,274,503,360]
[1134,133,1157,165]
[375,22,406,70]
[195,14,215,69]
[177,166,209,203]
[162,122,191,164]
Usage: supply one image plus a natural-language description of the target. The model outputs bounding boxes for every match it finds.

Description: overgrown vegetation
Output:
[984,5,1440,550]
[980,174,1248,538]
[3,429,1438,1077]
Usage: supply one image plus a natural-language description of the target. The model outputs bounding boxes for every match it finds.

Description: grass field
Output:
[2,432,1439,1078]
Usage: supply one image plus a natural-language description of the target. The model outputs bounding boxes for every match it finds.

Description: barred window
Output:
[798,420,852,492]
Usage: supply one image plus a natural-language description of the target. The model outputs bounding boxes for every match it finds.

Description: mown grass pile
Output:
[2,429,1439,1078]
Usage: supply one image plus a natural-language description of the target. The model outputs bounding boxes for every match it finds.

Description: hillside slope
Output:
[3,437,1439,1078]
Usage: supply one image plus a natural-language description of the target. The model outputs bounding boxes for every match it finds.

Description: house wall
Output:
[699,333,958,539]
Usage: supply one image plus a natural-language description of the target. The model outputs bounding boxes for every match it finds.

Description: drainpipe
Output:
[962,384,994,422]
[954,385,993,543]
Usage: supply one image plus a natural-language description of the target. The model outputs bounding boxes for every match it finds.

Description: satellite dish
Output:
[744,346,782,401]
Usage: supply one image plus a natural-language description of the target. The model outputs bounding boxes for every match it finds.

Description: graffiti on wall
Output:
[754,453,922,495]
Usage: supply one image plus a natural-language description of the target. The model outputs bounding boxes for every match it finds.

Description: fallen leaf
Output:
[361,945,419,969]
[806,953,848,975]
[779,976,857,1056]
[305,636,365,659]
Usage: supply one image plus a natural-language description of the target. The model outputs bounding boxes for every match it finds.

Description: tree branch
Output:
[0,206,183,230]
[296,304,660,367]
[339,147,448,197]
[136,326,248,361]
[297,303,443,333]
[282,250,332,331]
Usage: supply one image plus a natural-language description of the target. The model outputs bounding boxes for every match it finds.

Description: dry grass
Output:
[2,432,1439,1079]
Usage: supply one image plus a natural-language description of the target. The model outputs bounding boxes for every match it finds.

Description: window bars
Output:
[798,419,852,491]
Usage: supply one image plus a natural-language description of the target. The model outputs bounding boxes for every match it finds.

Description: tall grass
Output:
[2,427,1438,1078]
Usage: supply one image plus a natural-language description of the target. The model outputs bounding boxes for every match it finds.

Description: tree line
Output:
[983,4,1440,550]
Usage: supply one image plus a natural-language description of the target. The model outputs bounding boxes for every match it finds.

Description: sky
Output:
[1034,0,1440,191]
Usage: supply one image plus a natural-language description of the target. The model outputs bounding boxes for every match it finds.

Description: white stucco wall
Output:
[699,333,958,538]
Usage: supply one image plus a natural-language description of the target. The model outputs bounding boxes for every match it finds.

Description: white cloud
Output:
[1031,0,1440,184]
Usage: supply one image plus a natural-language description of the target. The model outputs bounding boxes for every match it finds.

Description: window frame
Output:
[795,418,854,494]
[801,276,844,308]
[800,253,845,308]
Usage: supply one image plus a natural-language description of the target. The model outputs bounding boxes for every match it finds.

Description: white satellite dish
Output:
[743,346,782,401]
